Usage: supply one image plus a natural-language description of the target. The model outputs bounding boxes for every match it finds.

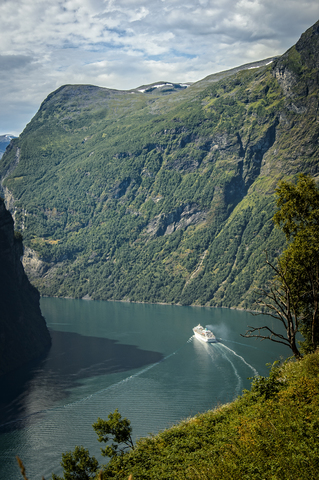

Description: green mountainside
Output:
[1,20,319,308]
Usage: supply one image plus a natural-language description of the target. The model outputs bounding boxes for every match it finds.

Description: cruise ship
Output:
[193,324,217,343]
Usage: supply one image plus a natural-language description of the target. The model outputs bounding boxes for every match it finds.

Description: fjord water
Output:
[0,298,288,479]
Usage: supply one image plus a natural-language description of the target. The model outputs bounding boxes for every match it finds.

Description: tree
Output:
[242,253,303,358]
[273,173,319,353]
[51,446,99,480]
[273,173,319,239]
[50,410,134,479]
[92,409,134,460]
[279,229,319,353]
[242,174,319,357]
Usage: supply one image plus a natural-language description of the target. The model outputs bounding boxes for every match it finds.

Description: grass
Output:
[17,351,319,479]
[102,351,319,479]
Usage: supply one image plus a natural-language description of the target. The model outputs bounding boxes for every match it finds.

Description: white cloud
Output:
[0,0,319,134]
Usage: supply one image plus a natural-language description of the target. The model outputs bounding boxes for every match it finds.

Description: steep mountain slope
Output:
[0,198,51,376]
[1,20,319,308]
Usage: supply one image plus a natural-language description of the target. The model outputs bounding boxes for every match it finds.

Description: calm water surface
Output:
[0,298,289,479]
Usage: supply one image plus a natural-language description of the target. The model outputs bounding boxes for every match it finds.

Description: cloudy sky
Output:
[1,0,319,136]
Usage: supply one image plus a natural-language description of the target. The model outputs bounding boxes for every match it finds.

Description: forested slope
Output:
[1,20,319,308]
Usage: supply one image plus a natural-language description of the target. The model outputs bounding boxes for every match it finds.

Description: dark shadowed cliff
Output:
[0,198,51,376]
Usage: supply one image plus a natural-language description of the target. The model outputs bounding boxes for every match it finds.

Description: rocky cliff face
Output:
[0,198,51,376]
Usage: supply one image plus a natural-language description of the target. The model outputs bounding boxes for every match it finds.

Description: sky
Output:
[1,0,319,136]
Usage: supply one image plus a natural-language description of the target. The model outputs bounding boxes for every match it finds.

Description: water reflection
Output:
[0,329,163,429]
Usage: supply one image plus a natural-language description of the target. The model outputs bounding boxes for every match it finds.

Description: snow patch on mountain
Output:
[0,134,16,159]
[136,82,191,94]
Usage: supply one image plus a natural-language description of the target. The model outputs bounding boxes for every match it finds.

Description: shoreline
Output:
[40,294,259,314]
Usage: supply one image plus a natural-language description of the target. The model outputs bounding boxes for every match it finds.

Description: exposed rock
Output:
[2,186,16,212]
[273,67,297,97]
[82,294,92,300]
[242,120,279,188]
[165,154,204,172]
[146,203,207,237]
[0,198,51,376]
[0,145,20,199]
[112,177,131,198]
[22,246,49,277]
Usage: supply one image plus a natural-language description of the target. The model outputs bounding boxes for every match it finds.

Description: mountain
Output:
[0,134,16,159]
[0,198,51,376]
[0,20,319,309]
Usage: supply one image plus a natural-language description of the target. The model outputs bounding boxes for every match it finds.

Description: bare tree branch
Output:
[241,325,291,347]
[242,252,302,358]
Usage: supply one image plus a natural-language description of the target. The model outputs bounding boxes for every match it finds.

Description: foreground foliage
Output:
[51,447,99,480]
[43,352,319,480]
[101,352,319,479]
[243,174,319,358]
[93,409,135,459]
[274,174,319,354]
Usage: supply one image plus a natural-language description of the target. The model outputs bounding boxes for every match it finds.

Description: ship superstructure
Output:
[193,324,217,343]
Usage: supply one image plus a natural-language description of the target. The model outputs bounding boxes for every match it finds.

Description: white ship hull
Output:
[193,324,217,343]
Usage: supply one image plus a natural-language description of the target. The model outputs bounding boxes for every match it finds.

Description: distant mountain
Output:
[0,198,51,376]
[0,20,319,309]
[0,134,16,159]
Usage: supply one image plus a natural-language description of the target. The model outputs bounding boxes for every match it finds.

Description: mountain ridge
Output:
[1,20,318,308]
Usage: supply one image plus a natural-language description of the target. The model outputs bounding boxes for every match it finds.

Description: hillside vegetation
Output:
[1,21,319,307]
[106,352,319,479]
[45,351,319,480]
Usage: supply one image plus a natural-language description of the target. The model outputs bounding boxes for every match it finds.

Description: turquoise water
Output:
[0,298,288,479]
